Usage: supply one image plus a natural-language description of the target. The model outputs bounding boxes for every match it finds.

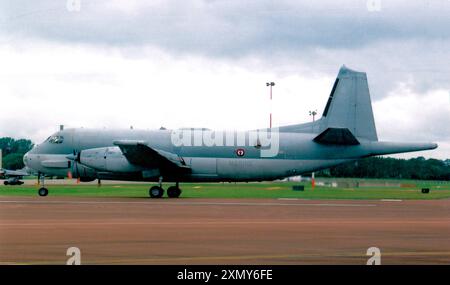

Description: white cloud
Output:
[373,86,450,159]
[0,40,331,143]
[1,1,449,160]
[0,39,447,160]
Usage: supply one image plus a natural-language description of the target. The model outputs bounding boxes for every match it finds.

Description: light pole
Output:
[266,82,275,128]
[309,110,318,122]
[309,110,318,189]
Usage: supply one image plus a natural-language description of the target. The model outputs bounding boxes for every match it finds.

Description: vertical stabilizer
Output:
[319,65,378,141]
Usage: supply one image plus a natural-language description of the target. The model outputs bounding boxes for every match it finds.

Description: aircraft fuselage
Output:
[25,128,360,182]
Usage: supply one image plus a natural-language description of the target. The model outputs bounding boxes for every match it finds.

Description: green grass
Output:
[1,180,449,200]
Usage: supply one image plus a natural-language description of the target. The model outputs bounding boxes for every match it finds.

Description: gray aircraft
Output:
[0,150,31,185]
[24,66,437,197]
[0,168,30,185]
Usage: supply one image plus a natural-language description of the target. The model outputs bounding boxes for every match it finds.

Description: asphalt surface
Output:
[0,197,449,264]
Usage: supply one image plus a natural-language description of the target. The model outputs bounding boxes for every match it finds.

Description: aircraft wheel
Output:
[149,186,164,198]
[38,187,48,197]
[167,186,182,198]
[4,181,8,185]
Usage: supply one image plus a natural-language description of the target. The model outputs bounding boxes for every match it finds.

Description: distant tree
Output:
[0,137,34,169]
[2,153,25,170]
[15,139,34,154]
[0,137,15,155]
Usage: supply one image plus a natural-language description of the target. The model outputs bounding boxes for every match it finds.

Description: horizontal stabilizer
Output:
[369,142,438,156]
[313,128,360,145]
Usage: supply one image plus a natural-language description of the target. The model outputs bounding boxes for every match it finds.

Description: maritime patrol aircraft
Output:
[24,66,437,197]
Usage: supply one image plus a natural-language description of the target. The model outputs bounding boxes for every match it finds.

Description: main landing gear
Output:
[38,174,48,197]
[167,185,182,198]
[149,178,181,198]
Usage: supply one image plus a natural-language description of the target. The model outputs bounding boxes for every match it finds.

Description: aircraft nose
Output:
[23,152,29,167]
[23,151,38,170]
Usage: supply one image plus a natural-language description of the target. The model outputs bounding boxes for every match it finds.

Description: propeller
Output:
[66,150,81,162]
[66,150,81,183]
[65,149,97,183]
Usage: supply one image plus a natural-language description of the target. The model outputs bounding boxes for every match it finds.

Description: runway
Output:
[0,197,449,264]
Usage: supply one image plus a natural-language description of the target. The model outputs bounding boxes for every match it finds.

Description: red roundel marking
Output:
[236,148,245,157]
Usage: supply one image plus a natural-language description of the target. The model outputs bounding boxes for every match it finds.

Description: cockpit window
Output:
[48,135,64,144]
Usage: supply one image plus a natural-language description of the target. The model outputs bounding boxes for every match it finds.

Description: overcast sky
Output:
[0,0,449,159]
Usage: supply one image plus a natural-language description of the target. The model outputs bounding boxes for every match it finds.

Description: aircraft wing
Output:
[0,168,30,177]
[113,140,189,170]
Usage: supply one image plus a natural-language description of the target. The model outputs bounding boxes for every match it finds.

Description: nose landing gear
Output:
[38,187,48,197]
[37,173,48,197]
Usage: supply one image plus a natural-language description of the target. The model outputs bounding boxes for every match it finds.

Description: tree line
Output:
[0,137,34,170]
[317,156,450,181]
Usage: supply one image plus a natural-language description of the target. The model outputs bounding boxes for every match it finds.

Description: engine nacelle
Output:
[79,147,143,173]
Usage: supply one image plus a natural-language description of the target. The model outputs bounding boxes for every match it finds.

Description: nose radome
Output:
[23,152,41,173]
[23,152,29,167]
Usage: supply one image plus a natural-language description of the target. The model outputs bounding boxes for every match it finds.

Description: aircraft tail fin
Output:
[278,65,378,142]
[319,65,378,141]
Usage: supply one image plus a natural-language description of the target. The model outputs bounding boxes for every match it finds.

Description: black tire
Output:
[4,181,8,185]
[38,187,48,197]
[167,186,182,198]
[149,186,164,198]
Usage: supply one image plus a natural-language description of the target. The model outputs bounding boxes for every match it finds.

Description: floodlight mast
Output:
[266,82,275,128]
[309,109,318,189]
[309,110,318,122]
